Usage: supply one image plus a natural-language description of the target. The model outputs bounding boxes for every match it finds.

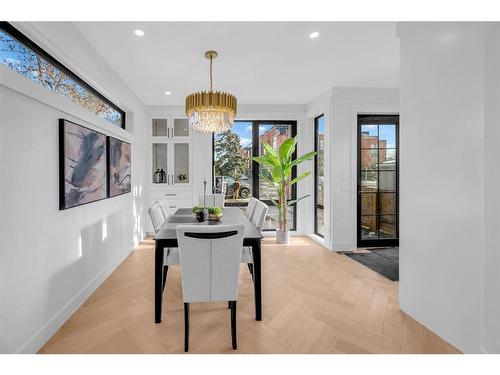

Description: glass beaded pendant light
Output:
[185,50,237,133]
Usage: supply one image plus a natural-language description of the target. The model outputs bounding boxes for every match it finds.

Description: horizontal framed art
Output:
[107,136,132,198]
[59,119,108,210]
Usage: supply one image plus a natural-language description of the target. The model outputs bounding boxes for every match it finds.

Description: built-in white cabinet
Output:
[148,116,194,233]
[151,118,192,186]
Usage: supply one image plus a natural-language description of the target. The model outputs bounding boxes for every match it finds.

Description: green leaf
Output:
[285,195,310,207]
[270,165,282,183]
[289,151,317,168]
[289,171,311,186]
[278,136,298,163]
[252,156,278,169]
[263,142,278,158]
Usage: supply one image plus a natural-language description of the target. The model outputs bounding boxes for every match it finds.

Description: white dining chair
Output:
[241,200,268,280]
[148,201,179,292]
[158,197,174,219]
[148,201,165,233]
[245,197,258,220]
[198,193,225,208]
[176,224,245,352]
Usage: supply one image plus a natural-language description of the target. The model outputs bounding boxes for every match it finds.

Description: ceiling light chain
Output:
[209,53,213,92]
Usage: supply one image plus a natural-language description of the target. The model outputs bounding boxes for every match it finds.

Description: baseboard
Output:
[15,244,136,354]
[331,241,357,251]
[307,234,331,249]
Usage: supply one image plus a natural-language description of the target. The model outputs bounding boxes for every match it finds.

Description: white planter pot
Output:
[276,229,290,244]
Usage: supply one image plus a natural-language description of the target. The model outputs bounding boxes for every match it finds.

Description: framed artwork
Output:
[107,136,131,198]
[59,119,107,210]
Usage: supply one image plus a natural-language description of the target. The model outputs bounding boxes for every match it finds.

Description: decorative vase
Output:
[276,229,290,244]
[154,169,161,183]
[207,213,223,221]
[196,211,207,222]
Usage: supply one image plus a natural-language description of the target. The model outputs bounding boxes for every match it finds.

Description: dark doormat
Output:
[341,247,399,281]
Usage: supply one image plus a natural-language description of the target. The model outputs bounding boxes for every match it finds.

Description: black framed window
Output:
[213,120,297,231]
[314,115,325,237]
[0,22,125,128]
[357,114,399,247]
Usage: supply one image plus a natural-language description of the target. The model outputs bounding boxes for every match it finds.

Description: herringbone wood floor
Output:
[39,236,459,354]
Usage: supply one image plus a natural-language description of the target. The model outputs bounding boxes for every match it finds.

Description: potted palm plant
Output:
[252,135,316,244]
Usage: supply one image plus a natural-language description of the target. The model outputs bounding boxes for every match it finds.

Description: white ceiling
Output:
[75,22,399,106]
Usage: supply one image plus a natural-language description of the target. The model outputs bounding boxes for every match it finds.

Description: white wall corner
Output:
[15,246,134,354]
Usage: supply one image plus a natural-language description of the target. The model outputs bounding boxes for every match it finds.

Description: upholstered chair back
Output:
[251,200,269,232]
[148,202,166,233]
[176,224,245,303]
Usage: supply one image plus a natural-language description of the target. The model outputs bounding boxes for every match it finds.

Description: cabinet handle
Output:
[169,206,176,208]
[165,193,176,196]
[167,127,170,138]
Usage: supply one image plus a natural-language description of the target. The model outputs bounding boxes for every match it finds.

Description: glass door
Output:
[256,122,297,230]
[314,115,325,237]
[172,118,190,138]
[357,115,399,247]
[172,142,190,185]
[152,143,168,184]
[213,120,297,231]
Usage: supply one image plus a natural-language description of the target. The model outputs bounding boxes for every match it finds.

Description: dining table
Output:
[154,207,264,323]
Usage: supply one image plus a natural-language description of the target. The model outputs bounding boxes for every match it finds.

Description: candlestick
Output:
[202,179,208,222]
[203,179,207,206]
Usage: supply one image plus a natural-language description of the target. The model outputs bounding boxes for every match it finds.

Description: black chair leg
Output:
[184,303,190,352]
[247,263,254,282]
[162,265,169,292]
[230,301,237,350]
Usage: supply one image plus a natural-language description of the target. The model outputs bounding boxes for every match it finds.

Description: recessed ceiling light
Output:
[164,91,172,95]
[134,29,145,37]
[309,31,320,39]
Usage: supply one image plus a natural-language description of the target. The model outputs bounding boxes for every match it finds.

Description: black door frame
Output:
[357,114,399,247]
[314,115,324,237]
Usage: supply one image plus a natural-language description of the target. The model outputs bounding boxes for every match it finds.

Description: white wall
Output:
[483,23,500,354]
[306,89,333,247]
[0,22,147,353]
[398,22,485,353]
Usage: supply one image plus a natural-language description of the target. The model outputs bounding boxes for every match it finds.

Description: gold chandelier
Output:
[185,50,237,133]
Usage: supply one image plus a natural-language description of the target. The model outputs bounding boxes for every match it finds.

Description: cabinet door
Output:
[152,143,169,184]
[152,118,168,137]
[170,142,191,185]
[172,118,190,138]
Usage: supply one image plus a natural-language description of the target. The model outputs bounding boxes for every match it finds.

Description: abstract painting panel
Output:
[59,119,107,210]
[107,137,131,197]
